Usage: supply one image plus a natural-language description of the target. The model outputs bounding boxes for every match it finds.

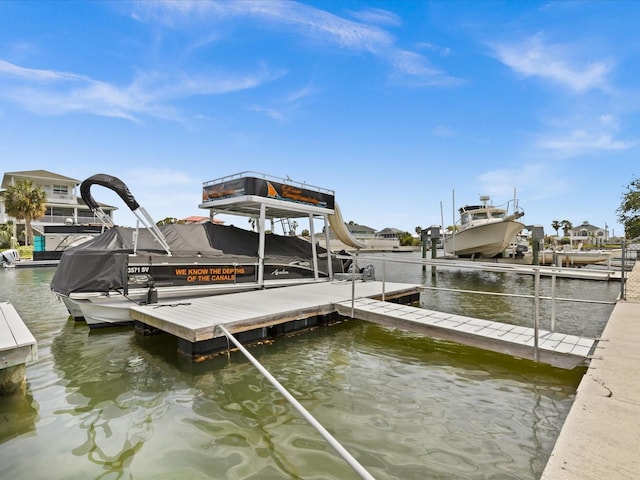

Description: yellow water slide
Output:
[327,203,367,249]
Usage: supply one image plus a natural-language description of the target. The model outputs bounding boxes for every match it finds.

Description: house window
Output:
[53,185,68,195]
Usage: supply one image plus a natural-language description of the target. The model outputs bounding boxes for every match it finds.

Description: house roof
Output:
[571,221,605,232]
[346,223,377,234]
[377,227,404,235]
[2,170,80,189]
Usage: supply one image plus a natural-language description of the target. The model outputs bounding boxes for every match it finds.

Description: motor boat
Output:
[538,244,621,267]
[444,195,525,259]
[51,173,369,328]
[1,248,20,267]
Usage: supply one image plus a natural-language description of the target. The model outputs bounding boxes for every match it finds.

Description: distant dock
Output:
[0,302,37,395]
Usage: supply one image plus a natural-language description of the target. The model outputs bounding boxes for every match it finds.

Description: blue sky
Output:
[1,1,639,238]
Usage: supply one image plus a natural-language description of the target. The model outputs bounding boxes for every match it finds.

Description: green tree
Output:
[398,231,414,246]
[617,176,640,239]
[4,180,47,246]
[0,221,14,248]
[551,220,561,236]
[157,217,178,226]
[560,220,573,237]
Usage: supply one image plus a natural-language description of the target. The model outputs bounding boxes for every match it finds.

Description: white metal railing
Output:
[217,324,376,480]
[340,253,619,363]
[34,215,106,225]
[202,171,335,196]
[45,193,77,203]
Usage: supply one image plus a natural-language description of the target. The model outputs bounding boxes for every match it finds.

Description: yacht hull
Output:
[444,221,525,258]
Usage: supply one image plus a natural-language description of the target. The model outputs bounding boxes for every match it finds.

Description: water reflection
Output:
[50,320,179,475]
[0,263,611,479]
[0,389,38,444]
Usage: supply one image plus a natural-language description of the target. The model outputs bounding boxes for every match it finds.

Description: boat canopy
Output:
[51,223,328,296]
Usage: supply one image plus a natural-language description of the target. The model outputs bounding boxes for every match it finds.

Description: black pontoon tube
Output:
[80,173,172,255]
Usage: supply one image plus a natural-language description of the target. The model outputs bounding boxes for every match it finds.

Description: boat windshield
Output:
[492,212,506,219]
[472,212,489,220]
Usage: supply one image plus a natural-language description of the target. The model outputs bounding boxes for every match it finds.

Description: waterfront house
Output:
[0,170,116,246]
[568,221,609,247]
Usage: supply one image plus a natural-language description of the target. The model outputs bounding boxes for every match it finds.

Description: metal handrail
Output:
[217,324,376,480]
[344,253,619,363]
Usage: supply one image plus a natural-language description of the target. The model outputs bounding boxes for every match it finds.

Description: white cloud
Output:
[537,130,637,154]
[491,34,612,93]
[134,0,460,86]
[248,104,285,121]
[0,59,89,83]
[417,42,452,57]
[535,114,638,156]
[348,8,402,28]
[0,59,280,121]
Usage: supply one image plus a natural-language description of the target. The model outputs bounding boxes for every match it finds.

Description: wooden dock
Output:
[129,280,596,368]
[0,302,37,395]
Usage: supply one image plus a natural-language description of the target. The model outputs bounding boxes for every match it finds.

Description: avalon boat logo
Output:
[271,269,289,276]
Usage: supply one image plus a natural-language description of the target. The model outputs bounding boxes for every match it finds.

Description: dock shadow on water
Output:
[0,265,600,479]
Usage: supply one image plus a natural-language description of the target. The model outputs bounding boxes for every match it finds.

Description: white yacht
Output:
[444,195,525,258]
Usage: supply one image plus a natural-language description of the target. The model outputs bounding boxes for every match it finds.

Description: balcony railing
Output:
[45,193,78,204]
[33,215,109,225]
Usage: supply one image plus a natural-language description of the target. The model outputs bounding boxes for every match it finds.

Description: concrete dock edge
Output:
[541,263,640,479]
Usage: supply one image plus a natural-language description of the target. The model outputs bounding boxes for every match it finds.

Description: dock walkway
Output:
[130,280,595,369]
[0,301,37,395]
[335,298,596,369]
[541,264,640,479]
[129,281,421,357]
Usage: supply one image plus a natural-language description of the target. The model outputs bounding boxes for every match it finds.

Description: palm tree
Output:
[0,221,14,248]
[551,220,561,236]
[560,220,573,237]
[3,180,47,246]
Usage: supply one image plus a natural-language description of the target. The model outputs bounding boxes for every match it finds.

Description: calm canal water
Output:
[0,253,619,479]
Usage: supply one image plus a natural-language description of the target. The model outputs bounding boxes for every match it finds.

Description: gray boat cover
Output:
[50,223,329,296]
